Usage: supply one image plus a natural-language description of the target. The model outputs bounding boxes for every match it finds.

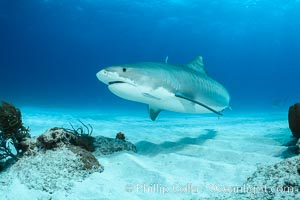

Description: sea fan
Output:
[0,101,30,162]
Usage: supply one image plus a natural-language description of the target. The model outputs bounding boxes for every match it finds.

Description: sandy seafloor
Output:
[0,107,294,200]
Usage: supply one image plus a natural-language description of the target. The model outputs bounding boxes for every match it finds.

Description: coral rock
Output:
[9,147,103,194]
[215,155,300,200]
[36,127,77,150]
[93,136,137,155]
[68,145,102,170]
[288,103,300,138]
[19,138,37,156]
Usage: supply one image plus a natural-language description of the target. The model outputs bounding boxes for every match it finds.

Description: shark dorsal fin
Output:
[186,56,207,75]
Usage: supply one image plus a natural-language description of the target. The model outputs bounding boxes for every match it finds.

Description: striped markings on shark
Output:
[96,56,230,121]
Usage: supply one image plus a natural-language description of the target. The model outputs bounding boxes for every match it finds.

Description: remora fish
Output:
[96,56,230,121]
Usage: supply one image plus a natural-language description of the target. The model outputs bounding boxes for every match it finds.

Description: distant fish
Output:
[96,56,230,121]
[272,96,289,109]
[165,56,168,63]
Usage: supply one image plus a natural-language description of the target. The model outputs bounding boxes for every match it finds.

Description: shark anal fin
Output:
[148,105,161,121]
[175,94,223,116]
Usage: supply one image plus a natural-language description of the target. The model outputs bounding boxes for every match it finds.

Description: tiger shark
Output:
[96,56,230,121]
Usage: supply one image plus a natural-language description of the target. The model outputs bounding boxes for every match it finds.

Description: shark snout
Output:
[96,69,110,85]
[96,68,127,85]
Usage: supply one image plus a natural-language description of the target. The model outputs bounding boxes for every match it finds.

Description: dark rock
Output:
[68,145,103,171]
[296,139,300,155]
[288,103,300,138]
[93,135,137,155]
[116,132,125,140]
[76,135,95,152]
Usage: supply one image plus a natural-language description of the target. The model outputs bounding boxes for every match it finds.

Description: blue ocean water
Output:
[0,0,300,113]
[1,2,300,198]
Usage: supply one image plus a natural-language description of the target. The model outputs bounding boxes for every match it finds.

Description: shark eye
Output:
[122,68,127,72]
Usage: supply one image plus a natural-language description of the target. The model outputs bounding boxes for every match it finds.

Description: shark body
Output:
[96,56,230,121]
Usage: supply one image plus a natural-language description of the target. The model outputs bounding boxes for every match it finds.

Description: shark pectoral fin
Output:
[148,105,161,121]
[143,93,161,100]
[175,93,223,116]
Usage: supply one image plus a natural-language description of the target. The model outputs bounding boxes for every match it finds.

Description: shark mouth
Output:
[108,81,126,85]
